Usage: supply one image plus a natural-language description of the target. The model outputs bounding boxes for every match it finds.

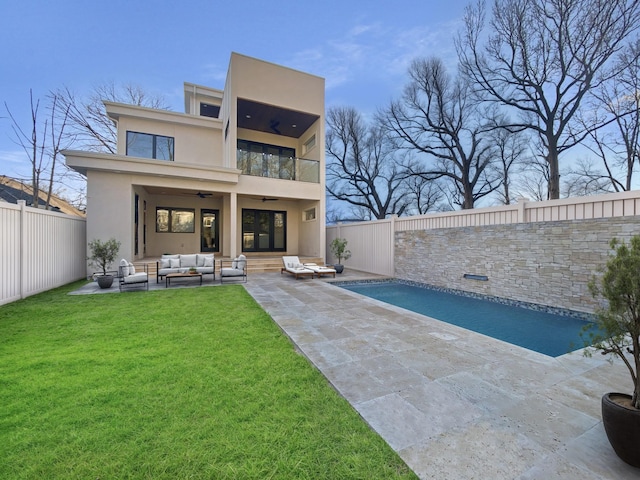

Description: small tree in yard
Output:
[88,238,121,276]
[585,236,640,409]
[329,238,351,266]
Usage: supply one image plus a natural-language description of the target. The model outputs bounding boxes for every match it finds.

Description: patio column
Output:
[229,192,237,259]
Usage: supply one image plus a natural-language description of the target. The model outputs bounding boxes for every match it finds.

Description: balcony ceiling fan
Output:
[269,119,281,135]
[195,192,213,198]
[259,197,278,202]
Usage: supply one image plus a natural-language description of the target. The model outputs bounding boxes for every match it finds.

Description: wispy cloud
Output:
[289,18,462,93]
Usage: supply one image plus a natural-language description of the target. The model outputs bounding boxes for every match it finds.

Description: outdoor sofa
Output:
[156,254,215,283]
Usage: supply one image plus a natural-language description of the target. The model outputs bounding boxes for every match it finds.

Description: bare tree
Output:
[382,57,502,209]
[580,41,640,191]
[562,157,615,196]
[54,81,169,154]
[513,154,550,201]
[404,171,444,214]
[326,106,414,220]
[457,0,640,199]
[493,126,530,204]
[4,90,71,209]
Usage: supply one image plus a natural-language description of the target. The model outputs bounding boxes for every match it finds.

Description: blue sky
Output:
[0,0,468,179]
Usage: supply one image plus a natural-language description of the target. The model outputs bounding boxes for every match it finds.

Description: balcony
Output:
[236,150,319,183]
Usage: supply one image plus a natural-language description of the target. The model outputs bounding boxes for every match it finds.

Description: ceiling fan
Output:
[269,119,281,135]
[261,197,278,202]
[196,192,213,198]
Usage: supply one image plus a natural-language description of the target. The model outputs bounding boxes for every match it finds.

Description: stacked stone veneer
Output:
[395,216,640,313]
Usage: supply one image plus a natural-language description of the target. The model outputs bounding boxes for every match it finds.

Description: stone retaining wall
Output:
[394,216,640,313]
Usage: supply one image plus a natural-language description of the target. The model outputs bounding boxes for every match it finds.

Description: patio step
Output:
[133,256,325,277]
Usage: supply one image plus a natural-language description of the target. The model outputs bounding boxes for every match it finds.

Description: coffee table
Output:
[165,272,203,287]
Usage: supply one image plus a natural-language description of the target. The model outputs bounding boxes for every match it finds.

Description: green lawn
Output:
[0,283,417,479]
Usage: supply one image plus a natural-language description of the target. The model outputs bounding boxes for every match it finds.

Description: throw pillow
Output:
[170,258,180,268]
[204,256,214,267]
[161,259,171,268]
[119,259,130,277]
[181,254,197,268]
[129,263,135,275]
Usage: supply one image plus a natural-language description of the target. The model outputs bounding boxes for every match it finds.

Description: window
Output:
[242,209,286,252]
[127,131,174,161]
[303,207,316,222]
[200,103,220,118]
[303,134,316,155]
[156,207,195,233]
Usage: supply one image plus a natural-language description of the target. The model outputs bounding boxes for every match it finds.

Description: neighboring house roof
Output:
[0,176,85,217]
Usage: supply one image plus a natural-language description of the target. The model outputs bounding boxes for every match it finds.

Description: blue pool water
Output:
[340,282,593,357]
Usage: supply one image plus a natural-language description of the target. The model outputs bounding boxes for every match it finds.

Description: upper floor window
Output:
[200,103,220,118]
[126,131,174,161]
[303,134,316,155]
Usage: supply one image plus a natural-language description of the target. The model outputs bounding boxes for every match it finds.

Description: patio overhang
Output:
[63,150,241,184]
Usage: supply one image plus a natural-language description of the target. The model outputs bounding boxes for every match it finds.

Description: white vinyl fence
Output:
[326,190,640,276]
[1,201,86,306]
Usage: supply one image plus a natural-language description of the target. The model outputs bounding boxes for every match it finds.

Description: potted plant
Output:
[88,238,121,289]
[329,237,351,274]
[584,236,640,467]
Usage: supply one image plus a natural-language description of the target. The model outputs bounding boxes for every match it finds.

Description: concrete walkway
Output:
[242,271,638,480]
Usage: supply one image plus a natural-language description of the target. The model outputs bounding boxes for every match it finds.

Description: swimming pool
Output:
[338,281,594,357]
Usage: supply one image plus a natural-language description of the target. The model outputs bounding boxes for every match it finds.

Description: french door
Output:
[242,209,286,252]
[200,209,219,252]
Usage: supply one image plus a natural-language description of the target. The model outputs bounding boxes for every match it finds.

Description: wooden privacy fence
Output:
[326,190,640,277]
[1,201,86,306]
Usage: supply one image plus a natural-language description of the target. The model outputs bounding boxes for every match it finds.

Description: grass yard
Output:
[0,282,417,479]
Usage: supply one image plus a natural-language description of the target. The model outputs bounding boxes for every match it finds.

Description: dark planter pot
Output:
[334,264,344,274]
[96,275,114,289]
[601,392,640,467]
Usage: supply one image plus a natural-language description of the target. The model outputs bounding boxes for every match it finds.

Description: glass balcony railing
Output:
[236,150,319,183]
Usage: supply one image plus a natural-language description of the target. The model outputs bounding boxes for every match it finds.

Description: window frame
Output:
[126,131,175,161]
[156,207,195,233]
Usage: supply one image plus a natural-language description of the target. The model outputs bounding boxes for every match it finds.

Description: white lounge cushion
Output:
[123,272,148,284]
[221,268,244,277]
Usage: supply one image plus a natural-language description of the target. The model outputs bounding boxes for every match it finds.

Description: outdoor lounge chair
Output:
[281,256,315,279]
[303,263,337,278]
[220,254,247,283]
[118,259,149,291]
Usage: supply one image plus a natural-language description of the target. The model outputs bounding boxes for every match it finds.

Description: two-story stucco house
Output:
[65,53,325,272]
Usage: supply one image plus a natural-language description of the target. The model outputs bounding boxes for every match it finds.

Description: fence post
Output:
[390,215,396,277]
[517,197,528,223]
[18,200,26,299]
